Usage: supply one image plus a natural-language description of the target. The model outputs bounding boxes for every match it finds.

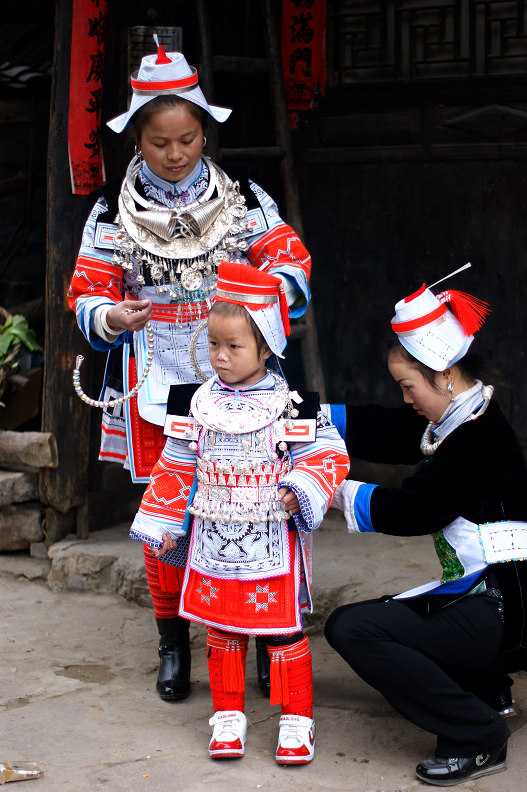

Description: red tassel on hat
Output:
[153,33,172,65]
[438,289,491,336]
[278,284,291,337]
[155,44,171,64]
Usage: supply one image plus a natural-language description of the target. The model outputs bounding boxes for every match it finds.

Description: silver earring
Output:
[447,380,454,400]
[135,144,143,161]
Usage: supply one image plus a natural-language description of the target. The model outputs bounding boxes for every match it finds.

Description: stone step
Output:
[46,515,438,624]
[47,525,150,606]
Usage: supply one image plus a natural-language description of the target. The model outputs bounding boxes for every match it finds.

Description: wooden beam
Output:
[0,431,57,471]
[40,0,93,529]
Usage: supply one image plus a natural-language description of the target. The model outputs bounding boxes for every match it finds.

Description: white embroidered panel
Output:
[442,515,487,576]
[189,424,291,580]
[134,319,213,423]
[189,515,290,580]
[479,521,527,563]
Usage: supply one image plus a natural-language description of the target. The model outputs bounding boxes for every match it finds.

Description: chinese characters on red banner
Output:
[282,0,326,123]
[68,0,107,195]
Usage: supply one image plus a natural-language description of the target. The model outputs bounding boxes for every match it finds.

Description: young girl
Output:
[130,262,349,764]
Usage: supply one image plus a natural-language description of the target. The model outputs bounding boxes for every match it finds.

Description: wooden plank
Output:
[40,0,93,518]
[197,0,219,159]
[219,146,284,160]
[212,55,268,74]
[303,143,527,164]
[0,431,58,471]
[0,174,25,196]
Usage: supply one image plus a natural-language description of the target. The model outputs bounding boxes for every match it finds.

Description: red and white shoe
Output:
[275,714,315,766]
[208,710,247,760]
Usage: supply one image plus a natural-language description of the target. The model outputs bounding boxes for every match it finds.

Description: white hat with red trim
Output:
[213,262,291,358]
[107,38,231,133]
[391,266,490,371]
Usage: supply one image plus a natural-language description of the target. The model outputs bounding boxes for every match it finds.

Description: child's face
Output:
[207,312,270,386]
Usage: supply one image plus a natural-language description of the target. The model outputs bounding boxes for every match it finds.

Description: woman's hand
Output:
[153,532,178,558]
[279,487,300,515]
[106,299,152,332]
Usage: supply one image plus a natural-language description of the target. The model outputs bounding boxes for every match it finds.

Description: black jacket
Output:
[347,400,527,661]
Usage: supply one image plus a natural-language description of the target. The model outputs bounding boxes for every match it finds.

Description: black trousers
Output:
[324,592,510,757]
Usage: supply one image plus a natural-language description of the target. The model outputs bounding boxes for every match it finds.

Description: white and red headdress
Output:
[213,262,291,358]
[391,265,490,371]
[107,37,231,133]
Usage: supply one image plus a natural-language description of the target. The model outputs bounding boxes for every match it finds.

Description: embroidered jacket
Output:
[67,159,312,481]
[327,399,527,654]
[130,372,350,626]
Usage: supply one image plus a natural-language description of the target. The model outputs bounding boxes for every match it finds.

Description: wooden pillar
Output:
[40,0,94,542]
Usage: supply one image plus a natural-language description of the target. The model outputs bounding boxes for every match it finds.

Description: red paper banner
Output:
[282,0,327,118]
[68,0,107,195]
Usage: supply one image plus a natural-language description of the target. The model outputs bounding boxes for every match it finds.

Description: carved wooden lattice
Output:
[331,0,527,83]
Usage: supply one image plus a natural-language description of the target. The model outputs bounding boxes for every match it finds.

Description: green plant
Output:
[0,308,42,405]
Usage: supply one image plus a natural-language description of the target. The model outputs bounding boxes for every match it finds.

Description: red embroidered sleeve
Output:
[67,254,124,312]
[247,223,312,281]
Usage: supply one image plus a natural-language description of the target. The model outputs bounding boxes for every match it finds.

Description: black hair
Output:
[388,343,484,388]
[209,301,271,358]
[133,95,208,142]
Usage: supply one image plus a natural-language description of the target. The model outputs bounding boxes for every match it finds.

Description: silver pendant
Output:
[181,267,204,292]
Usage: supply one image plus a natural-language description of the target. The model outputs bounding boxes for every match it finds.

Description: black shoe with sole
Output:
[415,744,507,786]
[156,617,191,702]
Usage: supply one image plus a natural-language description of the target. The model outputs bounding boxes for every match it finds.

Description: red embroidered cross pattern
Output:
[247,584,278,613]
[197,578,219,605]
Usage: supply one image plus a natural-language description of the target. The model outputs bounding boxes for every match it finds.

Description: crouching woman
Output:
[324,279,527,786]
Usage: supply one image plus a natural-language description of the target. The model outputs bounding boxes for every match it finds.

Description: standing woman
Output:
[67,40,311,703]
[324,276,527,785]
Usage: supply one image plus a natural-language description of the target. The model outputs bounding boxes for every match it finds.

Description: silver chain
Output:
[72,321,155,409]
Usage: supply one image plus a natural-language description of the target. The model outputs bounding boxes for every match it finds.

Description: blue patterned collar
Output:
[213,370,277,393]
[140,159,204,194]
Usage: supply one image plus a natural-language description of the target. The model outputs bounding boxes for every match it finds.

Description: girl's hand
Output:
[278,487,300,515]
[153,532,178,558]
[106,299,152,332]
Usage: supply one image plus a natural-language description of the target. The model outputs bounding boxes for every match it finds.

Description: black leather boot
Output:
[415,743,507,786]
[156,617,191,702]
[255,636,270,697]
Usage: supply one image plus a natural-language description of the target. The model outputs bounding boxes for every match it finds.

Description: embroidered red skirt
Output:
[179,530,302,636]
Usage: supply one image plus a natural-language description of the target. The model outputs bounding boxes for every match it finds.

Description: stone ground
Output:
[1,513,527,791]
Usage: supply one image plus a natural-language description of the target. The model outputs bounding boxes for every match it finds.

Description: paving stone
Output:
[30,541,49,560]
[0,554,50,580]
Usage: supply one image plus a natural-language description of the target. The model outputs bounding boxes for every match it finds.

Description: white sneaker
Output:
[208,710,247,760]
[275,714,315,765]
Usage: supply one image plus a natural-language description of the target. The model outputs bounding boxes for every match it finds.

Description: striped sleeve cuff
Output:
[354,483,377,532]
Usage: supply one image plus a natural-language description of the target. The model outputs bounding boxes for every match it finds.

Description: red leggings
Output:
[143,545,184,619]
[207,628,313,717]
